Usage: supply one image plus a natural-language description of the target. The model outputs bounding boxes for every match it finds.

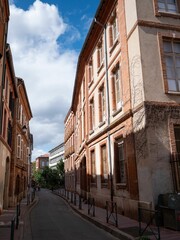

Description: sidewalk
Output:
[0,197,37,240]
[53,189,180,240]
[1,190,180,240]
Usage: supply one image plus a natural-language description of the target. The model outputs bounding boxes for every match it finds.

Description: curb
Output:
[53,192,135,240]
[19,197,39,240]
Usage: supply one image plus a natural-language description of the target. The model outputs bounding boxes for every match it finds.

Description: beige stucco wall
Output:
[139,27,180,103]
[124,0,138,35]
[136,0,180,27]
[127,27,144,108]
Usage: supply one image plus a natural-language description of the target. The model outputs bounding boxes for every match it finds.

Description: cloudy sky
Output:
[8,0,99,160]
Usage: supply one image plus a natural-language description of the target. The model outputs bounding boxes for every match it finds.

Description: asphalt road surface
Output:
[23,188,119,240]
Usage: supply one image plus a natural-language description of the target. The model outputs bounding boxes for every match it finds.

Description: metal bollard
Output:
[16,205,19,229]
[79,195,82,210]
[11,217,15,240]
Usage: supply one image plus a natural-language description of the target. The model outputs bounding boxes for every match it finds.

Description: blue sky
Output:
[11,0,99,51]
[8,0,100,160]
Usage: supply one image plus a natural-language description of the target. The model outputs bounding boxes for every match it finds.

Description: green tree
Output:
[56,159,65,186]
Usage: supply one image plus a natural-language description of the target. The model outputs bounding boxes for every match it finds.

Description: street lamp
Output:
[22,125,27,134]
[94,18,114,202]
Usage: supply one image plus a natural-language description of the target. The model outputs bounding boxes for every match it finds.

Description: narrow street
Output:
[23,189,119,240]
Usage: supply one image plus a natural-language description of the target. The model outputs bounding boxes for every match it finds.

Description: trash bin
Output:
[158,193,180,230]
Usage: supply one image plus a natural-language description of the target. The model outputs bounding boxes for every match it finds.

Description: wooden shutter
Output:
[114,140,120,183]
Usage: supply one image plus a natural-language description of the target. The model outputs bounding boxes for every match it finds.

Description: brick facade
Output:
[64,0,180,219]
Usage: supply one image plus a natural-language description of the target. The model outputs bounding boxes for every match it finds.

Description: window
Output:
[109,11,119,47]
[97,38,104,69]
[171,125,180,191]
[27,147,29,163]
[111,65,122,112]
[114,139,126,184]
[175,125,180,153]
[163,40,180,92]
[99,84,106,123]
[83,78,85,100]
[88,58,93,84]
[89,98,95,132]
[21,139,23,159]
[17,135,21,158]
[101,145,108,184]
[91,150,96,184]
[158,0,179,13]
[7,120,12,147]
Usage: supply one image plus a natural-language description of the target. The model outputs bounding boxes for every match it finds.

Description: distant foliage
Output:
[32,160,65,189]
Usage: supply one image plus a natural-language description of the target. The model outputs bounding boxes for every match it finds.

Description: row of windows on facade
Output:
[50,155,64,164]
[71,12,180,134]
[66,125,180,190]
[90,139,126,186]
[83,38,180,134]
[88,37,180,132]
[65,38,180,155]
[87,1,180,92]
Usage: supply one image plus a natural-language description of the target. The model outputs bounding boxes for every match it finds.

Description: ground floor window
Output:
[114,138,126,184]
[171,125,180,192]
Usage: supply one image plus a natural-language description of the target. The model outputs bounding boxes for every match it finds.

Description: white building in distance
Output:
[49,143,64,169]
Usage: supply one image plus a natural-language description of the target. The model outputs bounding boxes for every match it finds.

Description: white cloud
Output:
[8,0,79,160]
[81,14,93,31]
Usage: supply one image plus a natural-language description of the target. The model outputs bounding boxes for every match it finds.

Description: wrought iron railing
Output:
[138,207,161,240]
[88,197,95,217]
[106,201,118,227]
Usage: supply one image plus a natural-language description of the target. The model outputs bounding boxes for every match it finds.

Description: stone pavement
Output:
[0,196,37,240]
[1,189,180,240]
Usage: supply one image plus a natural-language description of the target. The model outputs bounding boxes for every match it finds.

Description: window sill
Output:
[166,91,180,95]
[89,129,94,135]
[97,61,104,75]
[109,38,119,55]
[112,107,122,117]
[116,183,127,190]
[156,11,180,19]
[98,120,105,128]
[88,79,94,88]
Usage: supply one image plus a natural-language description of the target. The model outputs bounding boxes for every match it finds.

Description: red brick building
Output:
[35,153,49,171]
[64,0,180,219]
[0,0,10,214]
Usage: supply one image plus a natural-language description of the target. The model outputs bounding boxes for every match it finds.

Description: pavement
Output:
[0,189,180,240]
[0,196,37,240]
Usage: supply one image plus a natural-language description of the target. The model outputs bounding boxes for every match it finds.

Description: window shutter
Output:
[98,91,102,122]
[97,48,100,68]
[114,140,120,183]
[17,135,21,158]
[0,24,5,58]
[111,76,116,111]
[109,26,113,47]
